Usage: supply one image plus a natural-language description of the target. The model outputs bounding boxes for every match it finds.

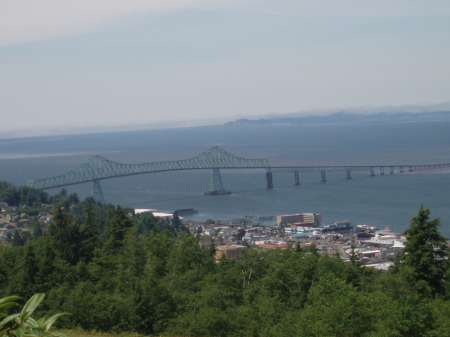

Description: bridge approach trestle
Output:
[267,164,450,187]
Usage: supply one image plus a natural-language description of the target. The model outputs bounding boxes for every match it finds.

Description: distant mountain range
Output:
[4,102,450,139]
[225,110,450,126]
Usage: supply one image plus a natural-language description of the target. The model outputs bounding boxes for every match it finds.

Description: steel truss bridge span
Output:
[27,146,270,202]
[27,146,450,203]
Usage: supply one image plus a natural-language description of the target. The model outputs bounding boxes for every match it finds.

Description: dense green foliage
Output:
[0,182,79,209]
[0,183,449,336]
[394,206,449,296]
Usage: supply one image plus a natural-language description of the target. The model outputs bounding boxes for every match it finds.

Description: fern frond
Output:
[19,294,45,323]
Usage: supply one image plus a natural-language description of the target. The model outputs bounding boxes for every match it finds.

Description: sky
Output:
[1,0,450,136]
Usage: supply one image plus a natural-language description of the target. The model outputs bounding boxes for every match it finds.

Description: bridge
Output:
[27,146,450,203]
[27,146,269,202]
[266,164,450,187]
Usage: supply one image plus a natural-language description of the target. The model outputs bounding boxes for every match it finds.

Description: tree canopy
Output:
[395,206,449,296]
[0,185,449,336]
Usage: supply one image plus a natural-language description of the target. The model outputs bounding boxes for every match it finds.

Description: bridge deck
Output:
[27,146,450,198]
[28,146,270,190]
[269,164,450,173]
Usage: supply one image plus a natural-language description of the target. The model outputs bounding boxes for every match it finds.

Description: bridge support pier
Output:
[370,167,375,176]
[400,166,404,173]
[390,167,394,174]
[346,169,351,179]
[380,167,384,175]
[266,172,273,189]
[205,168,230,195]
[92,179,105,204]
[321,171,326,182]
[294,171,300,185]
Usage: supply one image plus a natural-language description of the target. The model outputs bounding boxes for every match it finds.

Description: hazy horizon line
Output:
[2,101,450,140]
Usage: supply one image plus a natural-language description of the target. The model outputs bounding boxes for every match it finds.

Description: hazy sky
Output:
[1,0,450,135]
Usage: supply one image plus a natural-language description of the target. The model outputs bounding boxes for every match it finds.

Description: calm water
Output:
[1,121,449,236]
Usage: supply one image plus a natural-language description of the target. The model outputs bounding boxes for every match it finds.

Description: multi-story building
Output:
[276,213,322,227]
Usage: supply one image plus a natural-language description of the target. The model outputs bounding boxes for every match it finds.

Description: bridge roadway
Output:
[27,146,450,203]
[265,163,450,187]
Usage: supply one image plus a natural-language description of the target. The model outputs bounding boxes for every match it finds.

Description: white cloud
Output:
[0,0,229,46]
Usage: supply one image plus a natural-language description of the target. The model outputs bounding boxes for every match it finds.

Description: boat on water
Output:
[174,208,198,215]
[322,220,353,233]
[356,224,379,231]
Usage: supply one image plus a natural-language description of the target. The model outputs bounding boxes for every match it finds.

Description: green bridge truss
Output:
[28,145,450,203]
[27,146,270,202]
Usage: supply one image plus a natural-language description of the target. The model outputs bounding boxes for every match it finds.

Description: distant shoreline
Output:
[2,109,450,140]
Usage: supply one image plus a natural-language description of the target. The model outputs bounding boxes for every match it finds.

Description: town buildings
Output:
[276,213,322,227]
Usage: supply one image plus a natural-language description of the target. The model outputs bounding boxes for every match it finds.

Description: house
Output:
[17,219,30,227]
[8,213,19,222]
[38,215,54,224]
[203,227,217,237]
[258,243,290,249]
[215,245,248,260]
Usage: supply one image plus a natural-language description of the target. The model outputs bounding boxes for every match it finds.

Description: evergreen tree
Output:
[35,240,58,291]
[32,223,43,239]
[81,198,99,255]
[136,212,157,234]
[68,192,79,204]
[171,212,183,231]
[396,206,449,295]
[0,181,20,205]
[16,245,38,297]
[236,229,246,241]
[104,206,134,254]
[133,279,175,334]
[11,230,24,247]
[49,205,97,265]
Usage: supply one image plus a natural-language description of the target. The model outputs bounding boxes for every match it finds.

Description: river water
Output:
[1,121,449,236]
